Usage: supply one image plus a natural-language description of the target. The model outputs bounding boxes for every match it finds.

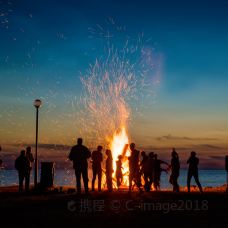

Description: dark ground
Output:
[0,187,227,228]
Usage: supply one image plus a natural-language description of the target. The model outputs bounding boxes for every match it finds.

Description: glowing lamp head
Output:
[33,99,42,108]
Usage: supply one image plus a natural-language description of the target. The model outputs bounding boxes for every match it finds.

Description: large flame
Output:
[77,23,162,189]
[110,126,130,187]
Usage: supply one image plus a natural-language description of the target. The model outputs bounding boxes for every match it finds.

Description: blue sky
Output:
[0,0,228,157]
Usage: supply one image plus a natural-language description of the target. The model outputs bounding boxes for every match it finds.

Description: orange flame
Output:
[110,126,130,187]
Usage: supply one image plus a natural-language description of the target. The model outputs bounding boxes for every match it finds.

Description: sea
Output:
[0,169,227,189]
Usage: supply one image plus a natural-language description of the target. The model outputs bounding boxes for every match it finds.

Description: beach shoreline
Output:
[0,184,227,193]
[0,185,228,227]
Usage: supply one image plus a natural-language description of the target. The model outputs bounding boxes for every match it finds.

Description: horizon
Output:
[1,0,228,170]
[0,143,227,169]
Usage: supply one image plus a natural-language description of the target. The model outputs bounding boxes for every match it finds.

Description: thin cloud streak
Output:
[156,134,219,141]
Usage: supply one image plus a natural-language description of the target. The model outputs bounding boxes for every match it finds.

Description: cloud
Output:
[11,143,71,150]
[36,144,71,150]
[156,134,218,141]
[196,144,223,149]
[208,155,226,160]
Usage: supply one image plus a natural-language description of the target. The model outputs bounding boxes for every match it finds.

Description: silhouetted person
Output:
[25,146,34,191]
[69,138,91,194]
[128,143,142,192]
[116,155,123,189]
[92,145,103,192]
[225,156,228,192]
[15,150,29,192]
[154,154,169,191]
[187,151,203,193]
[105,149,113,192]
[148,152,155,190]
[0,146,2,167]
[170,148,180,192]
[0,146,3,187]
[140,151,150,191]
[226,156,228,173]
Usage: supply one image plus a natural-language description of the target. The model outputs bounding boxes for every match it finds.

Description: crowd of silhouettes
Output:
[67,138,203,194]
[10,138,205,194]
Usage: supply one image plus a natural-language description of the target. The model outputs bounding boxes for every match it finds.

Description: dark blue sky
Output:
[0,0,228,149]
[1,0,228,92]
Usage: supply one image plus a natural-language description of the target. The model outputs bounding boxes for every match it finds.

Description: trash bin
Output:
[40,162,55,188]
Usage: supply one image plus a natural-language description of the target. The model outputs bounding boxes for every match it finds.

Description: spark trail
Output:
[78,20,162,184]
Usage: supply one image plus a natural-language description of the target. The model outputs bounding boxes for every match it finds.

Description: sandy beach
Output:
[0,186,227,227]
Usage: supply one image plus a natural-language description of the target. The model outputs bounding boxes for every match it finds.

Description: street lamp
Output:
[33,99,42,188]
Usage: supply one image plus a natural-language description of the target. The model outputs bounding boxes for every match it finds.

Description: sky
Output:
[0,0,228,168]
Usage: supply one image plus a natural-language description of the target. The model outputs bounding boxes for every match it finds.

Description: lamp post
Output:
[33,99,42,188]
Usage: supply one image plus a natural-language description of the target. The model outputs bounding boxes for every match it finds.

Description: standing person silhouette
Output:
[25,146,34,192]
[148,152,155,190]
[128,143,142,192]
[91,145,103,192]
[105,149,113,192]
[226,156,228,192]
[0,146,2,167]
[69,138,91,194]
[15,150,29,192]
[225,156,228,192]
[170,148,180,192]
[116,155,123,189]
[140,151,150,191]
[187,151,203,193]
[0,146,3,186]
[154,154,169,191]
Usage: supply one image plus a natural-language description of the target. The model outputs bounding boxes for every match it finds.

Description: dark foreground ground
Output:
[0,186,228,228]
